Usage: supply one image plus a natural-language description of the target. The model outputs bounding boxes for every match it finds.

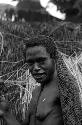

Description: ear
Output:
[53,59,57,70]
[52,59,56,69]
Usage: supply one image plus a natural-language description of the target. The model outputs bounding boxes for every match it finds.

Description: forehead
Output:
[26,46,50,59]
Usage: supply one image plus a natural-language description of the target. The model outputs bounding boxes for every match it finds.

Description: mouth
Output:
[33,73,46,79]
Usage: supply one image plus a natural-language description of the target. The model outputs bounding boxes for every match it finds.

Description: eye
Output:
[27,60,34,66]
[37,58,46,64]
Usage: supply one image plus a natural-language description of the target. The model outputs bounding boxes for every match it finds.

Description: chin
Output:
[36,78,46,85]
[34,75,47,84]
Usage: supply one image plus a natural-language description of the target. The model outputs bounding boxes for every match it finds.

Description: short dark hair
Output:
[23,35,57,62]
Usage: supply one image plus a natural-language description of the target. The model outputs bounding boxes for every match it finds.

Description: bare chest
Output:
[36,84,61,119]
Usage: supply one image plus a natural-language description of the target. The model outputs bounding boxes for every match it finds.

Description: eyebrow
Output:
[27,57,46,62]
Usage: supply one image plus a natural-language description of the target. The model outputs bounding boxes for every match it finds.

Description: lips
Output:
[33,73,45,79]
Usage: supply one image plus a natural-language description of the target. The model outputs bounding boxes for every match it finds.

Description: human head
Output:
[24,35,57,61]
[24,35,57,85]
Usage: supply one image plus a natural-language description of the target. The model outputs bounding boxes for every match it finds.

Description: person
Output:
[0,36,64,125]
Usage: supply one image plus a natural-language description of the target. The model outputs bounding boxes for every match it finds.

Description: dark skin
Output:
[0,45,64,125]
[26,46,56,87]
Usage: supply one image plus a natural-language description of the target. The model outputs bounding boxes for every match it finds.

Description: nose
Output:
[33,63,40,72]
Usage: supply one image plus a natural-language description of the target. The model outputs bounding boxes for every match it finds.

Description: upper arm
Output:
[21,89,36,125]
[21,109,30,125]
[22,96,34,125]
[22,86,41,125]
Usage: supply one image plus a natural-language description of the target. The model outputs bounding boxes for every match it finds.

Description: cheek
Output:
[47,62,55,74]
[40,64,48,72]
